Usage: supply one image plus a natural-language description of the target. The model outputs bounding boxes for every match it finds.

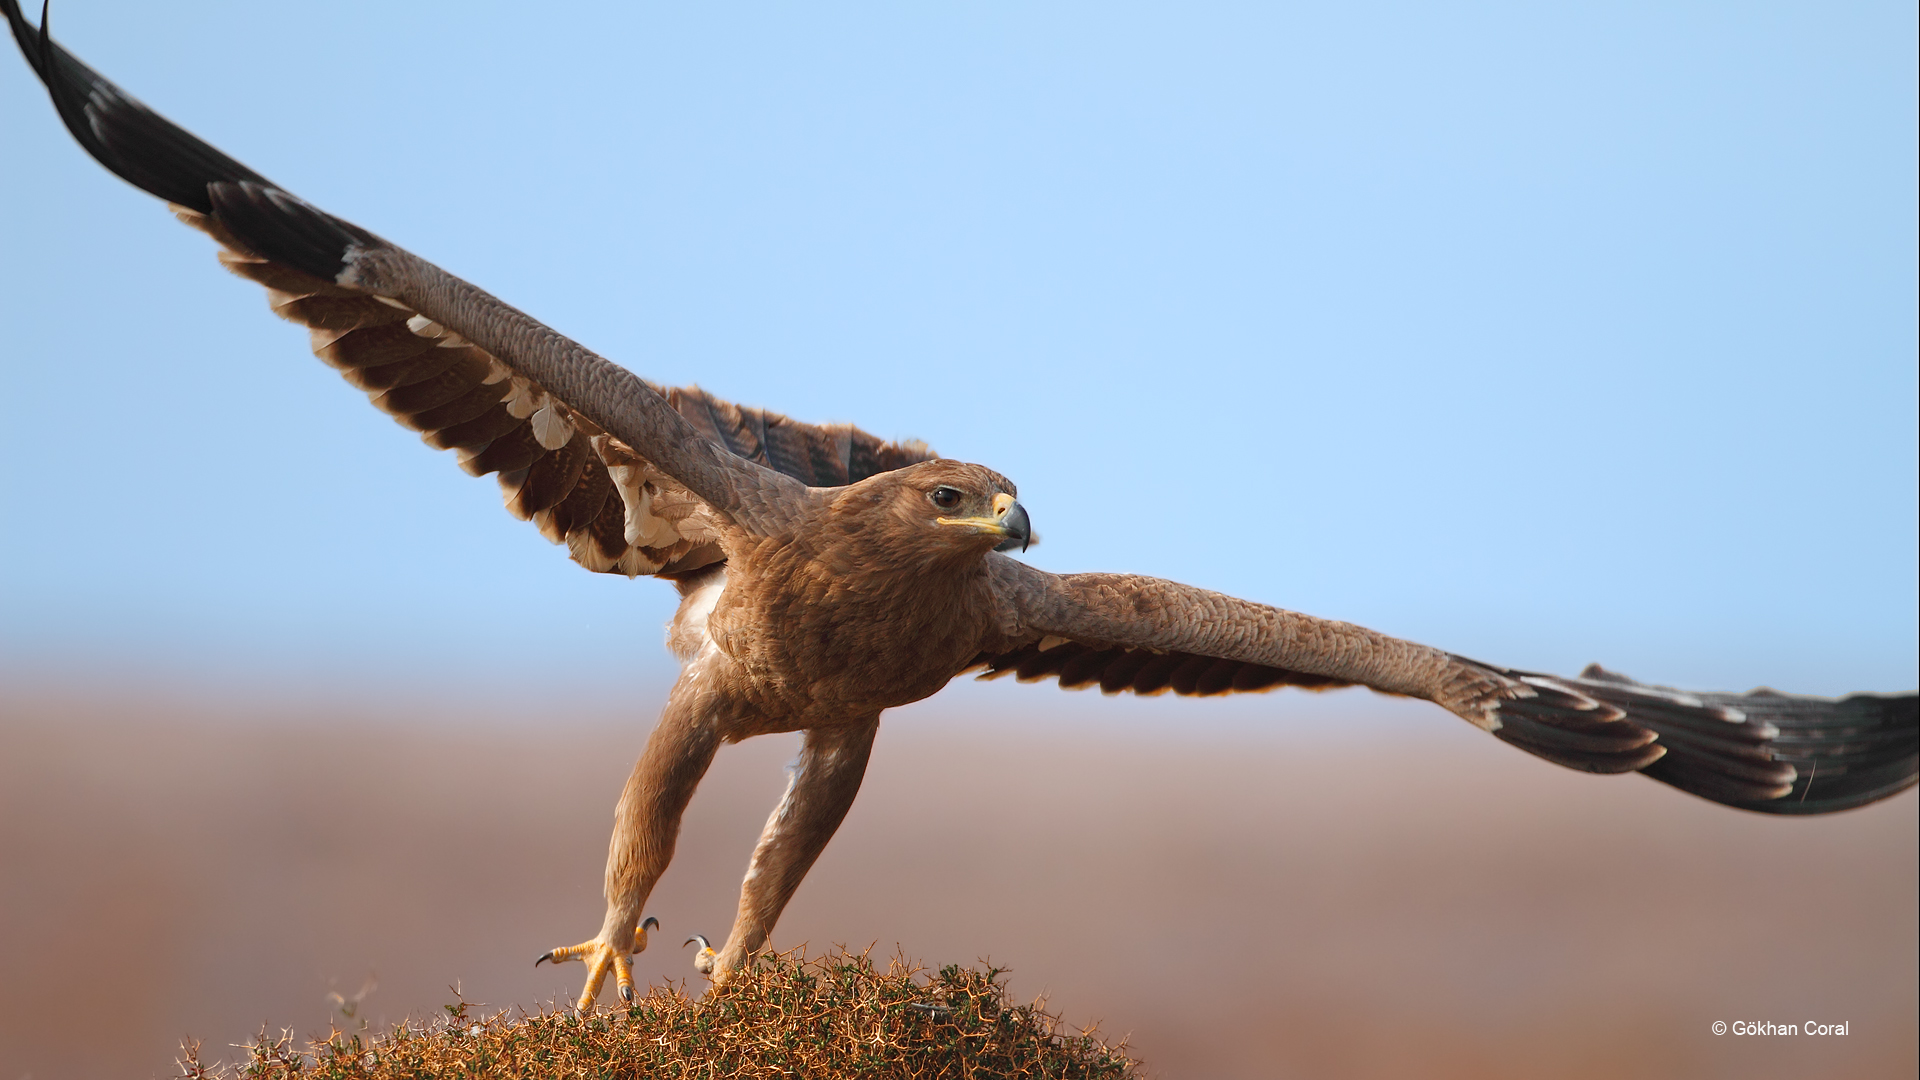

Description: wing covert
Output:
[979,558,1470,702]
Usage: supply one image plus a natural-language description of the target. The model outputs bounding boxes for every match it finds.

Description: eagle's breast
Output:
[701,521,999,721]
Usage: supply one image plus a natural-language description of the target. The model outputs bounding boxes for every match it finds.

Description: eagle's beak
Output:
[939,493,1032,552]
[994,496,1032,552]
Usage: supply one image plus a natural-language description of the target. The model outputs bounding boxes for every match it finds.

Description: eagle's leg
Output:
[537,670,728,1009]
[704,717,881,983]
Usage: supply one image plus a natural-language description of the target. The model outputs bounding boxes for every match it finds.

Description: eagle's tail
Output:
[1486,663,1917,815]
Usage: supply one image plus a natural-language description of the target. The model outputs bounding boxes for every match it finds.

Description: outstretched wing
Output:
[5,2,931,572]
[980,558,1919,815]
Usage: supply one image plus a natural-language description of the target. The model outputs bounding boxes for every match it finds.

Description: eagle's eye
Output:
[929,486,964,510]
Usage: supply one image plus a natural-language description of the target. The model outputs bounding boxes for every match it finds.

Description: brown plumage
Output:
[9,1,1916,1012]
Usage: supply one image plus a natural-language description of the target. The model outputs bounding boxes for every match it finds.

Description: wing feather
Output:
[540,459,614,545]
[984,558,1917,815]
[5,2,932,580]
[511,432,590,521]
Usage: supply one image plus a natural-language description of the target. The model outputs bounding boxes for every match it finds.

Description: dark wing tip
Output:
[1525,669,1918,815]
[1482,661,1918,814]
[6,1,377,280]
[1489,680,1667,775]
[6,0,268,208]
[1676,690,1919,815]
[207,180,378,281]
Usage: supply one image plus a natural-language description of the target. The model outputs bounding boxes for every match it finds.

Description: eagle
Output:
[10,2,1915,1012]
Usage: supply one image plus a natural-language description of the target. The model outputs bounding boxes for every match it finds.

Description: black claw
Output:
[534,952,553,968]
[620,985,633,1003]
[641,916,660,933]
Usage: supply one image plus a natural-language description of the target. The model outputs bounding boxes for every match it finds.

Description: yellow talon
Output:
[614,952,635,1004]
[580,949,615,1010]
[535,915,660,1009]
[535,942,593,965]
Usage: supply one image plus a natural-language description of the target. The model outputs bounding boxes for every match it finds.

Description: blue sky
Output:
[1,1,1913,711]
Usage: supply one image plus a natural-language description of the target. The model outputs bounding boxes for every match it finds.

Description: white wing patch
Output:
[531,404,574,450]
[608,463,681,548]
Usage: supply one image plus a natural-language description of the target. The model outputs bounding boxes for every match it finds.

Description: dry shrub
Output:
[177,947,1141,1079]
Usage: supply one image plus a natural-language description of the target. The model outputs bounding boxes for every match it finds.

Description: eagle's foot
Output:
[684,933,718,976]
[536,916,659,1009]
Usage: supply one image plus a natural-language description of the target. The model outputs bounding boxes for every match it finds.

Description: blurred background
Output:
[2,691,1914,1079]
[1,1,1913,1077]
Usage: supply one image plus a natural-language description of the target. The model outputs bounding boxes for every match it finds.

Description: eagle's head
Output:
[832,459,1031,561]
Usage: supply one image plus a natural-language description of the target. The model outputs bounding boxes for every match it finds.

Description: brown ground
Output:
[1,680,1913,1079]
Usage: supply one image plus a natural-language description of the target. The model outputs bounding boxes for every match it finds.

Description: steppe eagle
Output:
[9,1,1915,1011]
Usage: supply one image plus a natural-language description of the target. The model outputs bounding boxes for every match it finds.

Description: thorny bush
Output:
[176,946,1141,1079]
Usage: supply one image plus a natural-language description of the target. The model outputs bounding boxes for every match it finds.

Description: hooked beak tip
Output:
[994,499,1032,553]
